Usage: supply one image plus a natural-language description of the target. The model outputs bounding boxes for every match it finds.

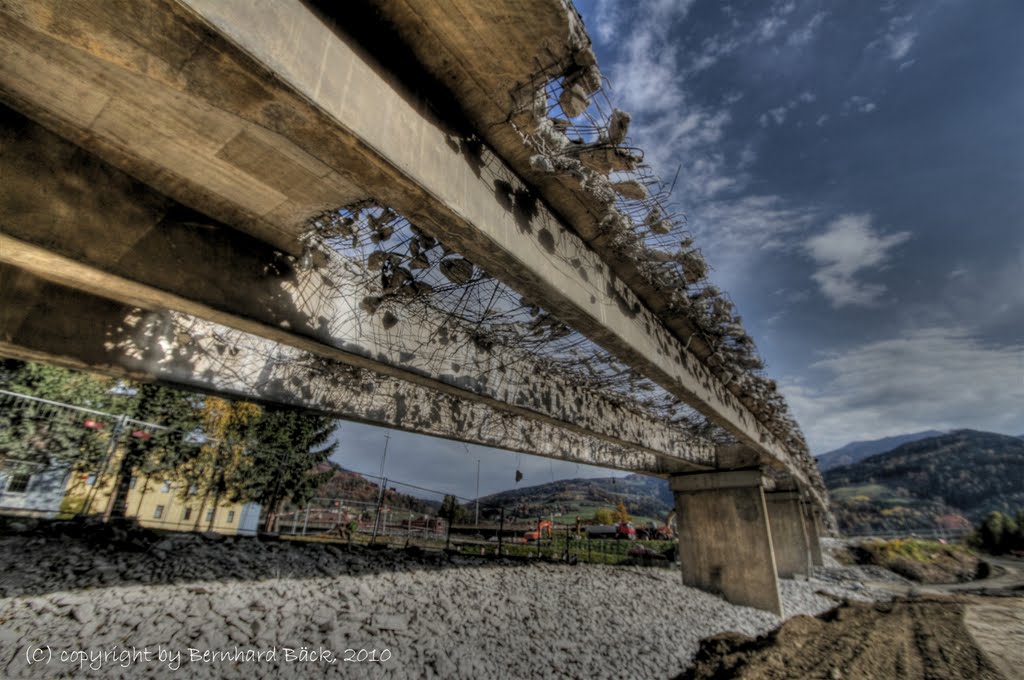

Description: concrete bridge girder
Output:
[0,107,714,470]
[0,0,822,506]
[0,265,675,475]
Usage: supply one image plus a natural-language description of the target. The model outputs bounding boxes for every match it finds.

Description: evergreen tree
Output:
[226,405,337,531]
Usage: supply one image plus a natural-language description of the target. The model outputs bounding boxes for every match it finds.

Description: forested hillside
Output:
[825,430,1024,534]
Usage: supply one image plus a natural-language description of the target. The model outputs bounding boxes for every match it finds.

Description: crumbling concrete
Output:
[0,109,712,469]
[0,265,693,475]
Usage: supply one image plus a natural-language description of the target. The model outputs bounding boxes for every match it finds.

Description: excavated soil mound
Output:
[676,597,1006,680]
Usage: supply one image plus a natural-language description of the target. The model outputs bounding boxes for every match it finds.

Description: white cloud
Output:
[804,214,911,307]
[781,328,1024,453]
[687,195,820,291]
[815,114,829,127]
[886,31,918,60]
[756,15,787,42]
[760,91,817,127]
[760,106,789,127]
[841,95,878,115]
[947,267,968,280]
[787,11,827,47]
[867,14,919,62]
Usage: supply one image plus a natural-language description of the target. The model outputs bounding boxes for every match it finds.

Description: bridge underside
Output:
[0,106,711,473]
[0,0,829,613]
[1,265,673,474]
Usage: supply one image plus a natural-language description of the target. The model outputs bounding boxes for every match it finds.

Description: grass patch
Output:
[849,538,980,583]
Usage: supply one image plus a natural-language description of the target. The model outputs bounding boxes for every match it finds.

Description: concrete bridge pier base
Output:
[670,470,782,616]
[802,502,824,567]
[765,491,812,578]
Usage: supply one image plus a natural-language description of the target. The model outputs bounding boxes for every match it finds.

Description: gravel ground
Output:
[0,528,879,679]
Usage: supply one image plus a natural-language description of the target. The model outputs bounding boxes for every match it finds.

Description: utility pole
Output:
[373,434,390,538]
[475,458,480,528]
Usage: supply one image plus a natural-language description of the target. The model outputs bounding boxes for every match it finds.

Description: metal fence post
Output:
[82,414,126,517]
[498,507,504,558]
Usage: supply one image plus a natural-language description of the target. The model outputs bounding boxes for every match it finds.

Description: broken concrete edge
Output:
[466,0,809,455]
[0,260,727,478]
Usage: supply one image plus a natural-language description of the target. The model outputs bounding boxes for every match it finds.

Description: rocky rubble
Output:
[0,527,879,679]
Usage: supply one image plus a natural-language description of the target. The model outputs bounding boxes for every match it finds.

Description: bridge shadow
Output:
[0,518,566,599]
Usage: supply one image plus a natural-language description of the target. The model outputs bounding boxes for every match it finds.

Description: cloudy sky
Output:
[332,0,1023,497]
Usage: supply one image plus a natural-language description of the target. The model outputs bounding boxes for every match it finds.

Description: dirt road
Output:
[677,597,1012,680]
[675,553,1024,680]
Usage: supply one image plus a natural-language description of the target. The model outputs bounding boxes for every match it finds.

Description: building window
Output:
[188,484,198,496]
[227,510,235,524]
[86,474,97,486]
[128,476,138,490]
[161,480,171,493]
[183,507,192,521]
[205,509,214,523]
[154,505,165,519]
[5,472,32,494]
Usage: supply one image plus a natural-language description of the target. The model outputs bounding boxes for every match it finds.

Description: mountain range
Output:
[814,430,945,471]
[825,429,1024,533]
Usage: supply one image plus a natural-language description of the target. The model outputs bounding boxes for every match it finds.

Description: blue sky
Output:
[331,0,1023,498]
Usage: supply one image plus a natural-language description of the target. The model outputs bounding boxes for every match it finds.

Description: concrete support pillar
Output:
[765,491,812,578]
[802,502,824,567]
[671,470,782,615]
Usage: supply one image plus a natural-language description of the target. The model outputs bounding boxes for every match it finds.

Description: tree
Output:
[228,405,337,531]
[177,397,262,530]
[593,507,615,525]
[440,494,468,524]
[978,511,1009,554]
[104,382,203,520]
[614,500,632,524]
[0,360,130,472]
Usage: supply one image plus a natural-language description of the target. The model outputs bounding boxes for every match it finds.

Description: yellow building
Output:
[62,461,261,536]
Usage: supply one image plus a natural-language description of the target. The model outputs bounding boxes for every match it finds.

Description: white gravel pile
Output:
[0,530,878,679]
